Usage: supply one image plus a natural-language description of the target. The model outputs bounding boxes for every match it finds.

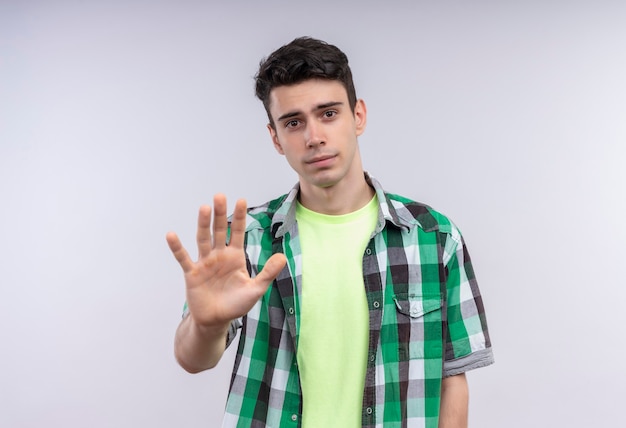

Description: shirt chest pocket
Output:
[393,293,442,319]
[392,292,444,360]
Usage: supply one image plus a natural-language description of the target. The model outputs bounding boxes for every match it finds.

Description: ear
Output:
[267,124,285,155]
[354,99,367,136]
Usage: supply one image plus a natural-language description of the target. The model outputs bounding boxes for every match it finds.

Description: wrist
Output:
[189,316,230,341]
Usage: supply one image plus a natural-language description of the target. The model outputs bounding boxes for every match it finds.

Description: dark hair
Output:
[255,37,357,127]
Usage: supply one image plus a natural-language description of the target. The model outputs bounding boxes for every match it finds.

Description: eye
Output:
[323,110,337,119]
[285,119,300,129]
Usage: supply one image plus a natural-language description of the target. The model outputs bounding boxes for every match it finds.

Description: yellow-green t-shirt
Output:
[295,195,378,428]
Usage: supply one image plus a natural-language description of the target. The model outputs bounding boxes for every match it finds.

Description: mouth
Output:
[305,154,336,165]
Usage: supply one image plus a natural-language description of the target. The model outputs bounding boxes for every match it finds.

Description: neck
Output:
[298,171,374,215]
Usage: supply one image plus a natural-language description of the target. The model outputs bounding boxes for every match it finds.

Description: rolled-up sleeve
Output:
[442,227,494,377]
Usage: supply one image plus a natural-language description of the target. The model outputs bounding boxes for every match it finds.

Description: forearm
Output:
[174,315,230,373]
[439,373,469,428]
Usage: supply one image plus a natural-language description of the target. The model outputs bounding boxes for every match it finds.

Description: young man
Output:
[166,37,494,428]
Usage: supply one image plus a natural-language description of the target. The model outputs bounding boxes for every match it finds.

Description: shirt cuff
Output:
[442,348,494,377]
[226,318,242,348]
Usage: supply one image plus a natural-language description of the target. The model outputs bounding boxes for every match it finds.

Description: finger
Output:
[254,253,287,289]
[212,193,228,249]
[196,205,212,258]
[166,231,194,273]
[228,199,247,248]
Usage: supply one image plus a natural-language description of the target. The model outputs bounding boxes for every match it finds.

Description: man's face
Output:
[267,79,367,191]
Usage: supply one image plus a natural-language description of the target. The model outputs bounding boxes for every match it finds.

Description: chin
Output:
[301,169,346,189]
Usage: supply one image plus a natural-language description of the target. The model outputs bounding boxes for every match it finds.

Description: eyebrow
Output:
[276,101,344,122]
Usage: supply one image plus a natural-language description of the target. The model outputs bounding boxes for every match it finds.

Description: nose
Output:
[305,121,325,148]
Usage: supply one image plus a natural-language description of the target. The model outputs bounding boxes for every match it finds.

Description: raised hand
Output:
[166,194,286,331]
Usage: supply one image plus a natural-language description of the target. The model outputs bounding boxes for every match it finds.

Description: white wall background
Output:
[1,0,625,426]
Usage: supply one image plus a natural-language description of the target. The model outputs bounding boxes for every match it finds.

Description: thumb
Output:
[254,253,287,288]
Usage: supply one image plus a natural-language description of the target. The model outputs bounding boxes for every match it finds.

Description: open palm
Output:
[166,195,286,328]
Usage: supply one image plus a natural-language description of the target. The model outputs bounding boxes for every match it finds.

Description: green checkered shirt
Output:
[220,174,493,427]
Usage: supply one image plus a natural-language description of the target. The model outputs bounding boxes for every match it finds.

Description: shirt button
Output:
[291,414,298,422]
[366,407,373,415]
[373,301,380,308]
[288,307,294,315]
[409,308,418,317]
[369,354,375,362]
[365,248,372,255]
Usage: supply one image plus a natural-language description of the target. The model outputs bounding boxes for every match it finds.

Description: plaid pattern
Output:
[220,174,493,428]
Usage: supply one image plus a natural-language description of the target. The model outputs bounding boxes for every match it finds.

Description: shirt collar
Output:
[272,172,418,238]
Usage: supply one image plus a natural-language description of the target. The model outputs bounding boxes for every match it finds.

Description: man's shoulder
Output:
[384,191,455,234]
[244,193,290,231]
